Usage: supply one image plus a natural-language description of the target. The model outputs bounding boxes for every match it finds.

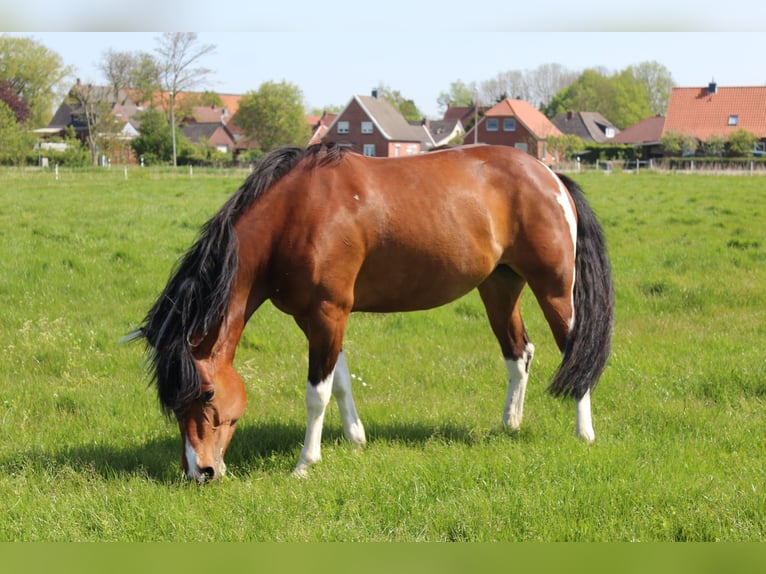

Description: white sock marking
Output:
[294,370,334,477]
[332,351,367,447]
[576,389,595,443]
[503,343,535,430]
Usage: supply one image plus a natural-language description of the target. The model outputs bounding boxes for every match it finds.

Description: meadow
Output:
[0,165,764,542]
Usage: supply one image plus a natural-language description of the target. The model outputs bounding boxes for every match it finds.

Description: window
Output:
[514,142,528,153]
[363,144,376,157]
[337,121,349,134]
[503,118,516,131]
[361,121,373,134]
[605,127,615,138]
[728,115,739,126]
[486,118,499,131]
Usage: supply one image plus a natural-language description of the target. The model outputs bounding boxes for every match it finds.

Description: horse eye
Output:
[201,390,215,403]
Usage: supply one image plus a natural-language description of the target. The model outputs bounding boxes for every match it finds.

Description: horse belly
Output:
[351,245,496,312]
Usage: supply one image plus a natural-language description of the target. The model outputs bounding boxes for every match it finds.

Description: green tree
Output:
[0,34,73,127]
[544,68,652,129]
[437,79,477,113]
[547,134,584,164]
[0,100,35,166]
[660,130,698,157]
[375,84,422,122]
[701,134,726,157]
[727,129,758,157]
[130,107,176,164]
[234,80,311,152]
[626,61,675,115]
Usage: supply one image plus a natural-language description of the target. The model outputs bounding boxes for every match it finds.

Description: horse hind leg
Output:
[528,277,595,443]
[478,266,535,432]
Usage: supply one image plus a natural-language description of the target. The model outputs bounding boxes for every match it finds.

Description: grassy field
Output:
[0,166,764,541]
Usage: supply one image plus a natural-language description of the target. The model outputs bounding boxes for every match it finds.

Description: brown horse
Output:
[130,143,613,481]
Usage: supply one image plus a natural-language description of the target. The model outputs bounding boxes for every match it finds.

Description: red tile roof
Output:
[484,99,562,138]
[663,86,766,140]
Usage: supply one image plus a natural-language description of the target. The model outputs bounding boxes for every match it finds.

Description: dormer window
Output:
[728,115,739,126]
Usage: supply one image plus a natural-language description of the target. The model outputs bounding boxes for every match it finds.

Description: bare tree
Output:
[528,63,578,109]
[98,49,137,103]
[154,33,215,166]
[480,70,531,105]
[67,81,123,165]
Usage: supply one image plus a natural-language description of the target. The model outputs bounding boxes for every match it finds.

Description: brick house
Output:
[463,99,561,163]
[322,91,433,157]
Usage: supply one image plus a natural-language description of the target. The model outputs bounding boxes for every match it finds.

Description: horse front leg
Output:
[332,349,367,448]
[293,302,350,477]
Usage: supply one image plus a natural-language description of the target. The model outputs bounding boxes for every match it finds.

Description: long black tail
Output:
[548,174,614,400]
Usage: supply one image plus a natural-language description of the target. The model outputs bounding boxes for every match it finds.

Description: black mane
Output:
[133,143,346,413]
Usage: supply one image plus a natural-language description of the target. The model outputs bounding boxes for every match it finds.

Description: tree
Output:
[154,33,215,166]
[727,129,758,157]
[0,100,35,166]
[660,130,698,157]
[128,52,161,106]
[234,80,311,152]
[626,61,675,116]
[437,79,477,113]
[701,134,726,157]
[544,68,651,129]
[527,63,578,109]
[66,81,125,165]
[0,34,73,127]
[130,107,175,164]
[547,134,584,164]
[0,79,29,123]
[375,84,422,122]
[98,49,138,103]
[480,70,530,106]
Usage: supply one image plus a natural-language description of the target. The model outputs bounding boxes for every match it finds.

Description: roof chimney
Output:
[371,88,379,99]
[566,110,574,120]
[708,79,717,95]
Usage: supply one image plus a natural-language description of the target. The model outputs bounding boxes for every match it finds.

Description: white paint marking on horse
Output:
[576,389,596,443]
[503,342,535,430]
[332,350,367,448]
[541,162,578,331]
[294,369,335,477]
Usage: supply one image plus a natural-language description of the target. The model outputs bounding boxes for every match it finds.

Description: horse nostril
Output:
[199,466,216,481]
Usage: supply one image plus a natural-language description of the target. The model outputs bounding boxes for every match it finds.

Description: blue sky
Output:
[3,3,766,118]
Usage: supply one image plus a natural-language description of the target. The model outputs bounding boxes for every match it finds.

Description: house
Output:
[463,98,562,163]
[181,122,236,155]
[424,118,464,147]
[611,115,665,160]
[308,111,338,145]
[443,104,484,134]
[663,82,766,154]
[322,91,433,157]
[40,82,141,143]
[552,111,619,143]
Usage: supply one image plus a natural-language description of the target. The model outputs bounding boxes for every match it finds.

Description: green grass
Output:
[1,167,764,541]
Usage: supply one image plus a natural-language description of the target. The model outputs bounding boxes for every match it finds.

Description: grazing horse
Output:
[130,143,614,481]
